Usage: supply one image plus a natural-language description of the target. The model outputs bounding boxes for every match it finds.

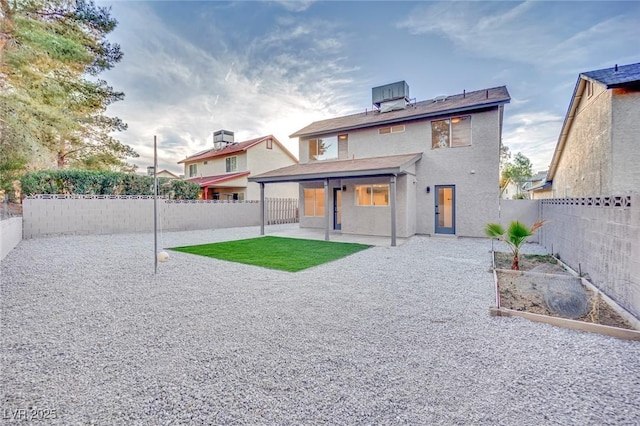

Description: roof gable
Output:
[290,86,510,138]
[179,135,297,164]
[547,62,640,182]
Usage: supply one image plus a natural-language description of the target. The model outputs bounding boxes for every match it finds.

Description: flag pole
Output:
[154,135,158,274]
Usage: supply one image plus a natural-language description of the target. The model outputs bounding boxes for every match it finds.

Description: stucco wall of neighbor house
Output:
[539,195,640,320]
[531,187,553,200]
[22,197,261,239]
[1,217,23,260]
[611,88,640,195]
[498,200,541,243]
[552,83,612,198]
[246,141,298,200]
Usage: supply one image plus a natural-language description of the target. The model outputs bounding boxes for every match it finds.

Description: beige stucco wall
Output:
[611,88,640,195]
[552,82,612,197]
[246,141,298,200]
[416,108,502,237]
[531,187,553,199]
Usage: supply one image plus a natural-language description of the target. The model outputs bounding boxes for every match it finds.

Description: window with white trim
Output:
[188,164,197,177]
[355,184,389,206]
[303,188,325,216]
[432,115,471,148]
[225,156,237,172]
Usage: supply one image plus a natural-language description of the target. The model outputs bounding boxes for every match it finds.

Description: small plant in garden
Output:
[484,220,546,270]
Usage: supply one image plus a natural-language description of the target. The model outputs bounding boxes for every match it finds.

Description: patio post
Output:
[390,175,397,247]
[260,182,265,236]
[324,179,330,241]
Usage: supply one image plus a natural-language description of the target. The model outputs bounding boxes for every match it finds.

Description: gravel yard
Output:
[1,224,639,425]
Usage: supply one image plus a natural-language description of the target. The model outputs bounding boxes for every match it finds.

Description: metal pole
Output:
[390,175,397,247]
[324,179,330,241]
[260,182,265,235]
[154,135,158,274]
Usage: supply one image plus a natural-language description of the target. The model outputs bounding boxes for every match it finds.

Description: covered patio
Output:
[249,153,422,246]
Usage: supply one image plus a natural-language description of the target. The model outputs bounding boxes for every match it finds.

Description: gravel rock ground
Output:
[1,225,639,425]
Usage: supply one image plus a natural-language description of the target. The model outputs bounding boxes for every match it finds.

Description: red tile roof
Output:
[187,171,250,187]
[178,135,297,164]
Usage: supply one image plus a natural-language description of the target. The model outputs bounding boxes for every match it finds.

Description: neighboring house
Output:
[143,167,180,179]
[520,170,548,199]
[179,131,298,200]
[500,178,522,200]
[250,82,510,244]
[538,62,640,198]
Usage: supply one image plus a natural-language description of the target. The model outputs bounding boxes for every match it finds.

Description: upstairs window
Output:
[432,116,471,148]
[379,125,405,135]
[266,139,273,149]
[188,164,197,177]
[225,156,237,172]
[355,184,389,206]
[308,136,338,161]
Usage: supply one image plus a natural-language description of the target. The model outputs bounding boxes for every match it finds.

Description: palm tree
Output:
[484,220,546,270]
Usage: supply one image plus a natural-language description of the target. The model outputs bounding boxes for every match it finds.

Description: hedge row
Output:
[20,170,200,199]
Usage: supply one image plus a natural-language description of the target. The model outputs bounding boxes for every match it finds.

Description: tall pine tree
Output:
[0,0,137,192]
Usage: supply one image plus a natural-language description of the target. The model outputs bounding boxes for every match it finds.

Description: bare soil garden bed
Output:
[493,252,634,331]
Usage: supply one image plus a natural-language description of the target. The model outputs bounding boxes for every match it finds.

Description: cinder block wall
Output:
[539,195,639,319]
[22,197,263,239]
[1,217,23,260]
[499,200,542,243]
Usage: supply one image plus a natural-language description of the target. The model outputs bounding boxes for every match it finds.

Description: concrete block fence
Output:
[22,195,298,239]
[1,217,23,261]
[539,194,639,320]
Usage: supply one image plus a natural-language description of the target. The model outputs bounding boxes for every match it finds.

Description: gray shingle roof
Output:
[290,86,510,138]
[582,62,640,88]
[248,153,422,183]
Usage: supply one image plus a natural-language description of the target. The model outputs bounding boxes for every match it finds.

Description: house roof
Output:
[290,86,511,138]
[187,171,250,187]
[582,62,640,88]
[156,169,180,179]
[178,135,298,164]
[547,62,640,182]
[248,153,423,183]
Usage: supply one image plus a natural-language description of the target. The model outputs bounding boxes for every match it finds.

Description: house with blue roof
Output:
[536,62,640,198]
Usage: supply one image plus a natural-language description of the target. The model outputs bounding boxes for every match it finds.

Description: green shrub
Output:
[20,170,200,199]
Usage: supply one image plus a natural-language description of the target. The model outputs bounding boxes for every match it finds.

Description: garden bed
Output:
[491,252,640,340]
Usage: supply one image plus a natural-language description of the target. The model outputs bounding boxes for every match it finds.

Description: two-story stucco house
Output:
[250,82,510,244]
[538,62,640,198]
[179,131,298,200]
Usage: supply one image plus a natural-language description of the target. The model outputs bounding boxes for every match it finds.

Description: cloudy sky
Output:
[97,0,640,175]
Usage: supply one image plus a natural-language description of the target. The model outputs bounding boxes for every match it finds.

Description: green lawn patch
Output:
[169,236,371,272]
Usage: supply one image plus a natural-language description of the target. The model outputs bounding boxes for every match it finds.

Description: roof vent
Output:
[213,130,234,150]
[372,81,410,113]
